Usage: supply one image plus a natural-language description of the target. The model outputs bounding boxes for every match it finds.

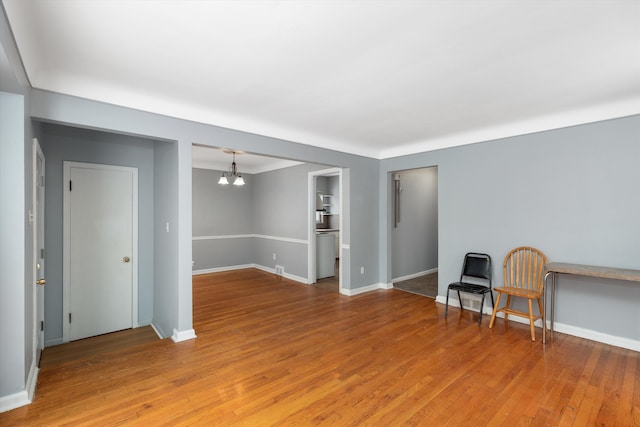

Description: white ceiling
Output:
[3,0,639,160]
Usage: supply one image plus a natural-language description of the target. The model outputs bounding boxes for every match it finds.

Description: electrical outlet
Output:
[360,266,364,274]
[275,265,284,276]
[273,253,276,260]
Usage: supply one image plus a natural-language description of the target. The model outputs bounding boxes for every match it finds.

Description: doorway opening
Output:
[308,168,343,293]
[390,167,438,298]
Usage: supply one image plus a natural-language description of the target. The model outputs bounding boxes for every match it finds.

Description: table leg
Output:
[550,272,556,340]
[543,272,550,344]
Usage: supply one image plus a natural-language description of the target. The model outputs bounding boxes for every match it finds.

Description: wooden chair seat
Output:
[491,286,539,299]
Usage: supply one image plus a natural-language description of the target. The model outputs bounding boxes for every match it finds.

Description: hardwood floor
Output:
[2,268,639,426]
[38,326,160,370]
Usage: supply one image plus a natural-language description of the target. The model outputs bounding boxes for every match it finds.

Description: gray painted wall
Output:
[1,8,36,399]
[153,140,179,338]
[391,167,438,280]
[38,123,156,344]
[192,168,254,271]
[0,92,27,397]
[30,89,380,293]
[381,115,640,341]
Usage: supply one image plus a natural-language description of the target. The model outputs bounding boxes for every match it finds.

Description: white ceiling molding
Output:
[3,0,639,159]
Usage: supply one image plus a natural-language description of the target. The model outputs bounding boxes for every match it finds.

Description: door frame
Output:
[31,138,45,362]
[307,167,343,291]
[62,161,139,342]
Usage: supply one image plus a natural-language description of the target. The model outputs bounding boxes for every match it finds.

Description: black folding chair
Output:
[445,252,493,325]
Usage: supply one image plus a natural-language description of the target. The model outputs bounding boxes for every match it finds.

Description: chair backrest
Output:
[502,246,548,294]
[460,252,492,286]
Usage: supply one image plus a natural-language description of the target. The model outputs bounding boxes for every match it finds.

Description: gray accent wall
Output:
[38,123,156,344]
[391,167,438,280]
[381,115,640,342]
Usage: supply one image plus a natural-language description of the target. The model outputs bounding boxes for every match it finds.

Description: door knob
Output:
[36,279,46,285]
[123,256,130,263]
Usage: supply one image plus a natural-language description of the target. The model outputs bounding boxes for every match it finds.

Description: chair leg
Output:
[489,292,502,329]
[478,293,485,325]
[445,288,450,318]
[505,295,512,323]
[528,298,536,341]
[456,290,463,312]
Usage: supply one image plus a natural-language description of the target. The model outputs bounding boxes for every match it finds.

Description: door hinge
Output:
[40,321,44,331]
[69,180,72,191]
[40,248,45,259]
[69,313,72,323]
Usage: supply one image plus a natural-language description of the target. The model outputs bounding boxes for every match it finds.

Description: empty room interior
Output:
[1,1,639,425]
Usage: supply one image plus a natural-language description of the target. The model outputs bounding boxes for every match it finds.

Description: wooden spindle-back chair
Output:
[489,246,548,341]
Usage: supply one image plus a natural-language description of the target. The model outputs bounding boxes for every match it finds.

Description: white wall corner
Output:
[171,328,197,343]
[379,282,394,290]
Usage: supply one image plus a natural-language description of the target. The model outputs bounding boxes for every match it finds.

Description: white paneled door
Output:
[63,162,138,342]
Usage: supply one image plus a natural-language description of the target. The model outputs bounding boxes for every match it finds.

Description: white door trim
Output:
[62,161,139,342]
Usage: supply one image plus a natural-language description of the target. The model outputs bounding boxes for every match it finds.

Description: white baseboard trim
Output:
[2,360,41,413]
[192,264,254,275]
[150,322,166,339]
[252,264,309,284]
[378,282,394,290]
[0,389,30,413]
[171,328,197,343]
[341,283,387,296]
[392,268,438,283]
[0,361,38,413]
[195,263,310,285]
[435,296,640,352]
[551,322,640,352]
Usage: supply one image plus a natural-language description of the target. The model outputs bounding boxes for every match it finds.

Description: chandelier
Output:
[217,151,245,186]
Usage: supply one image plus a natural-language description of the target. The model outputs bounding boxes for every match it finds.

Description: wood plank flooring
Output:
[38,326,160,370]
[2,268,639,426]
